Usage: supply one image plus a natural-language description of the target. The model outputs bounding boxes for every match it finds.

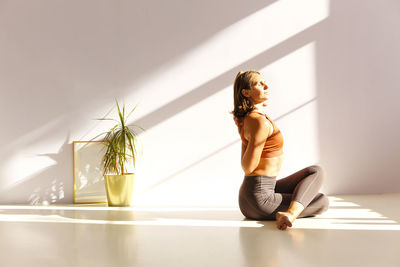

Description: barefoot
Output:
[276,212,294,231]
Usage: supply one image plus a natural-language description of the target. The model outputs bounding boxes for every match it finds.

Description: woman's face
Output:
[241,74,269,104]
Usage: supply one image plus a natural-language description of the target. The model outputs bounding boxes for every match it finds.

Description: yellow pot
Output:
[104,173,135,207]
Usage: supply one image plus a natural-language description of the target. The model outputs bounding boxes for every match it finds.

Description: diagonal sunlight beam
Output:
[0,205,238,211]
[141,98,318,192]
[131,20,327,132]
[0,213,263,228]
[140,139,239,194]
[293,217,400,231]
[291,196,400,230]
[274,97,317,121]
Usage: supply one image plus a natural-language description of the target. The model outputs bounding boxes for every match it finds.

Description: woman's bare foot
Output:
[276,201,305,230]
[276,212,294,230]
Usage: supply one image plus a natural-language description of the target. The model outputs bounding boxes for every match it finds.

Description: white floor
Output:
[1,194,399,267]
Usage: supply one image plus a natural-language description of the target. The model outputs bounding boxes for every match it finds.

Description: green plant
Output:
[95,100,144,175]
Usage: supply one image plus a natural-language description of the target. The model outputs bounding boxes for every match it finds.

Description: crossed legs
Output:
[274,165,329,230]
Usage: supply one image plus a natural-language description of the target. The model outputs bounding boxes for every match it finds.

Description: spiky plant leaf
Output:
[126,105,138,121]
[116,101,125,128]
[95,118,119,123]
[96,100,143,175]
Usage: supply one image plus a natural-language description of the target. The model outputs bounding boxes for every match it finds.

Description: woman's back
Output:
[239,111,284,177]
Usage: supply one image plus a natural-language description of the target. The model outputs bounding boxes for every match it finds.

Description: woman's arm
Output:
[241,143,246,160]
[241,115,271,174]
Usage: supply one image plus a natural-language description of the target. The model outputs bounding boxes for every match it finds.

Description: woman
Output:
[232,70,329,230]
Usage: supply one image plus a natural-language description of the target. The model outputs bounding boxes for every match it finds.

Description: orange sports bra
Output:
[239,111,284,158]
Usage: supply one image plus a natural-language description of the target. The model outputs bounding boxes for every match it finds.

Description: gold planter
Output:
[104,173,135,207]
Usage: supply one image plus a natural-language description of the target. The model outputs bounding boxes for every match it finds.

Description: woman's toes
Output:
[276,212,293,230]
[286,218,293,227]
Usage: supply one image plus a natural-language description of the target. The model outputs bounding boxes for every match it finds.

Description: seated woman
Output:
[232,70,329,230]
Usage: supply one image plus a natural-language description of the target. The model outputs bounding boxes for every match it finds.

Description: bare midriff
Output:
[245,154,284,177]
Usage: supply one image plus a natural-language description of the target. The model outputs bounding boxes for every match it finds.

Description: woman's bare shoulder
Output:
[243,112,270,135]
[243,112,274,139]
[244,112,267,125]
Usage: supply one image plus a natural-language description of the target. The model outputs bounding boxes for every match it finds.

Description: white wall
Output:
[317,1,400,194]
[0,0,399,206]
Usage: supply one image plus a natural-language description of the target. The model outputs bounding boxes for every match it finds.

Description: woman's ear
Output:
[241,88,249,97]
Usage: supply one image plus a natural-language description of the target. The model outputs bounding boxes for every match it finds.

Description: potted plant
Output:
[95,100,144,206]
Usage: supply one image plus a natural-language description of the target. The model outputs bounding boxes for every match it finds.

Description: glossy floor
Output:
[0,194,399,267]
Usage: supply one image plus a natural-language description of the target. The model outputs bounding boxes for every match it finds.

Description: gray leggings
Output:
[238,165,329,220]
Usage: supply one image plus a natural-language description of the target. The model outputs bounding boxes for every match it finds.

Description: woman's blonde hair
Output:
[231,70,260,119]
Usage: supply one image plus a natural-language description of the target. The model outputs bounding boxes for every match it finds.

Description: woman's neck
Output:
[253,104,265,114]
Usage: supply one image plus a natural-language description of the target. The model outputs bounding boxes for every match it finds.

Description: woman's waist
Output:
[245,155,284,177]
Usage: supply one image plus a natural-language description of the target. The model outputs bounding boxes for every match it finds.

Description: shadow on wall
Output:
[130,19,326,192]
[2,2,328,203]
[3,0,400,204]
[316,1,400,194]
[133,0,400,196]
[0,137,72,204]
[129,0,400,196]
[1,0,277,144]
[0,0,276,204]
[132,21,325,132]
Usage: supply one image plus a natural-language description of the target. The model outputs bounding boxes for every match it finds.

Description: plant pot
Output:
[104,173,135,207]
